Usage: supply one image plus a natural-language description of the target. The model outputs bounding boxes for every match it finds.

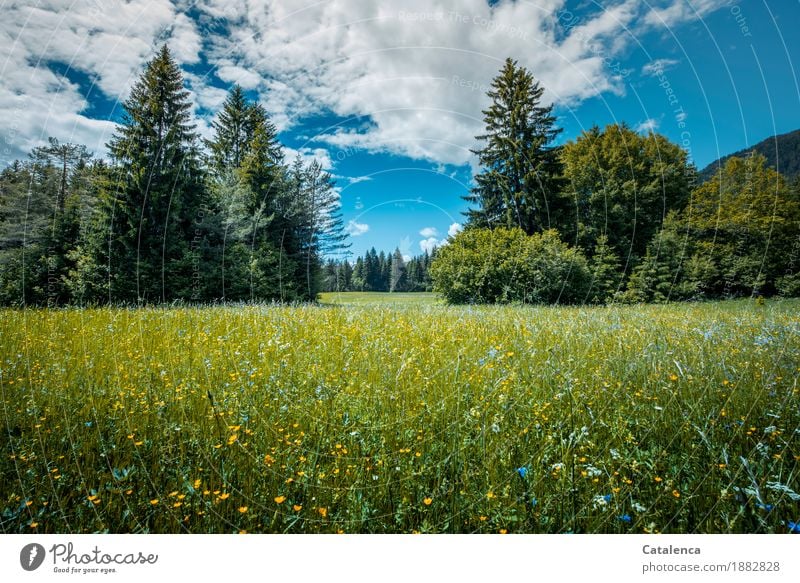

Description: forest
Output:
[320,248,436,293]
[0,45,348,306]
[1,49,799,306]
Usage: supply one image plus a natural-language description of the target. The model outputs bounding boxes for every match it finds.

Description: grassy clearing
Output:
[1,299,799,533]
[318,291,439,306]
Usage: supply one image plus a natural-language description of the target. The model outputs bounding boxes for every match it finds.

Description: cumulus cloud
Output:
[0,0,202,162]
[0,0,729,165]
[193,0,727,166]
[346,220,370,236]
[419,236,442,254]
[284,146,334,170]
[419,222,462,252]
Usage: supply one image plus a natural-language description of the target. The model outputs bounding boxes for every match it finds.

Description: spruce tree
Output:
[104,44,205,303]
[588,234,621,304]
[295,158,350,297]
[206,85,274,175]
[464,58,564,234]
[207,85,293,301]
[390,248,406,292]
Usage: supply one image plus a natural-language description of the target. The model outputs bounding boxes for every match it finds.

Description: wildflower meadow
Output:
[1,296,799,533]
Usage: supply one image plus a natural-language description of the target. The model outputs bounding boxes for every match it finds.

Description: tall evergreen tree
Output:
[207,85,293,301]
[464,58,565,234]
[103,44,205,303]
[390,248,406,292]
[206,85,277,175]
[295,158,350,297]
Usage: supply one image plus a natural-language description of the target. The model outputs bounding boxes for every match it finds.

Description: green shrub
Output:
[430,227,590,304]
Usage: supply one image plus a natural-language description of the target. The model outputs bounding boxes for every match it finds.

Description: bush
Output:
[430,227,590,304]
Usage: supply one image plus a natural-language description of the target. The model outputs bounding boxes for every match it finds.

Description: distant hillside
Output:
[699,128,800,182]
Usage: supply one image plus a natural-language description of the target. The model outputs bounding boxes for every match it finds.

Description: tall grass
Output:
[1,299,798,533]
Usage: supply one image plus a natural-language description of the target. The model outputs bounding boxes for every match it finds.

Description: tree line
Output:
[432,58,800,304]
[320,248,436,293]
[0,45,348,306]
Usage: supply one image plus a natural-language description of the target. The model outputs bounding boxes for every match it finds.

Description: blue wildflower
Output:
[618,514,632,523]
[531,497,538,507]
[517,466,528,479]
[84,421,93,428]
[603,494,612,503]
[788,521,800,534]
[757,503,774,512]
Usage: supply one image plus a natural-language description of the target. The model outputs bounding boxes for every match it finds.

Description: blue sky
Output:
[1,1,799,259]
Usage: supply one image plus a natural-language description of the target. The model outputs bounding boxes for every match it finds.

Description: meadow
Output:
[1,296,799,534]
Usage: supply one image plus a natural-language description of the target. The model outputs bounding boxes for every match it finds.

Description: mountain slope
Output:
[699,128,800,182]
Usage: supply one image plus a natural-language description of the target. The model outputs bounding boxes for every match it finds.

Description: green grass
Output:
[1,299,799,533]
[318,291,439,306]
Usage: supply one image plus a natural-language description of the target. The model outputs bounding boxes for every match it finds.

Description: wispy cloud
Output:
[419,226,439,238]
[641,58,680,77]
[636,118,659,132]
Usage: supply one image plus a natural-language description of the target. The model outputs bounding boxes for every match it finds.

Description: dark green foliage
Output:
[587,235,622,304]
[683,154,800,297]
[102,44,206,303]
[464,58,566,234]
[622,155,800,302]
[2,47,799,306]
[560,123,694,261]
[0,141,100,305]
[322,248,434,293]
[0,45,350,305]
[430,227,590,304]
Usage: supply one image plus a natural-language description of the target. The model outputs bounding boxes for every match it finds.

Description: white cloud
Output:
[346,220,370,236]
[193,0,727,166]
[419,236,442,254]
[643,0,728,27]
[641,58,680,77]
[635,118,659,133]
[347,176,372,185]
[447,222,463,237]
[284,146,334,170]
[215,64,263,90]
[420,222,461,252]
[334,175,372,186]
[0,0,729,165]
[0,0,202,162]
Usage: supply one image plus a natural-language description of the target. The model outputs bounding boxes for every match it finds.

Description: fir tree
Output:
[588,234,621,304]
[464,58,564,234]
[390,248,406,292]
[104,44,205,303]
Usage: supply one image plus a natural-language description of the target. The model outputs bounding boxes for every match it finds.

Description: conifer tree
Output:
[464,58,564,234]
[588,234,621,304]
[390,248,406,292]
[104,44,205,303]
